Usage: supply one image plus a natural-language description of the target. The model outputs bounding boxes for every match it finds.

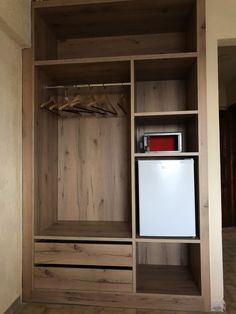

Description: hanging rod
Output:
[45,82,131,90]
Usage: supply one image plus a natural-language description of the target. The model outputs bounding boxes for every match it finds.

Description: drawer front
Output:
[34,267,133,292]
[34,242,132,267]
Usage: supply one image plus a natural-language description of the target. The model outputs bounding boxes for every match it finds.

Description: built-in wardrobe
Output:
[23,0,210,311]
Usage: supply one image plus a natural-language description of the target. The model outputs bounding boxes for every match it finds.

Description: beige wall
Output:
[0,1,31,313]
[206,0,236,310]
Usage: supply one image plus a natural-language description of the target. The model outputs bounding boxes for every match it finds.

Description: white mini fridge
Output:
[138,159,196,237]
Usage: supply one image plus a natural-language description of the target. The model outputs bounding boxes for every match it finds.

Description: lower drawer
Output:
[34,267,133,292]
[34,242,132,267]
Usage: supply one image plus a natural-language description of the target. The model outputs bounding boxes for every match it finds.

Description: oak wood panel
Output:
[34,14,57,60]
[136,237,200,243]
[38,221,132,239]
[137,243,188,266]
[196,0,211,310]
[186,57,198,110]
[135,81,187,113]
[31,289,205,311]
[22,48,33,302]
[57,33,187,60]
[58,116,131,222]
[130,60,136,293]
[35,0,195,40]
[34,70,58,233]
[34,267,133,292]
[189,243,202,294]
[34,242,132,267]
[35,52,198,66]
[136,265,200,295]
[33,0,133,8]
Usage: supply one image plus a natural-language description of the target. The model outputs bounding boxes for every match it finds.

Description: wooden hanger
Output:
[40,95,57,109]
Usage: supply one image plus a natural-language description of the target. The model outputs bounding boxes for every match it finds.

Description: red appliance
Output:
[143,132,182,152]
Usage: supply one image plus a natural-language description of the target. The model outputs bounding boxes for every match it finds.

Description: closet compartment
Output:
[34,60,132,239]
[135,57,198,113]
[136,242,201,296]
[34,0,197,61]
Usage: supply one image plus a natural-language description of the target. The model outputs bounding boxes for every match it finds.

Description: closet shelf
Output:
[36,221,132,240]
[135,112,198,125]
[137,265,201,296]
[34,52,198,67]
[135,152,199,158]
[136,237,200,244]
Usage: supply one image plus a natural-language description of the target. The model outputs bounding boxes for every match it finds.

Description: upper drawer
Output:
[34,242,132,267]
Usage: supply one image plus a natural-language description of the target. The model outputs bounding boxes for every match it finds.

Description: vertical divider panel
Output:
[131,60,136,292]
[196,0,211,310]
[22,48,34,302]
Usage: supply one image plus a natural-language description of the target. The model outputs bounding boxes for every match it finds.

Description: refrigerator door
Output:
[138,159,196,237]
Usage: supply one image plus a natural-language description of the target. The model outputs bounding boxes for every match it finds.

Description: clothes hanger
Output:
[40,95,57,109]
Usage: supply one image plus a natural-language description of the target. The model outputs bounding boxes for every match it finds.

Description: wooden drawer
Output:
[34,242,132,267]
[34,267,133,292]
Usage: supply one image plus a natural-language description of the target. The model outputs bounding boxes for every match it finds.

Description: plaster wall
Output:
[0,1,31,313]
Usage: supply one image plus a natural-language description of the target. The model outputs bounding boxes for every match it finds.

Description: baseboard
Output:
[4,297,22,314]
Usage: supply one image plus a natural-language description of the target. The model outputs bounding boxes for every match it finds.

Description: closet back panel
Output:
[58,116,131,221]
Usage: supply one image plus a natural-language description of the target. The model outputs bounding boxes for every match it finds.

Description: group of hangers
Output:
[40,87,127,117]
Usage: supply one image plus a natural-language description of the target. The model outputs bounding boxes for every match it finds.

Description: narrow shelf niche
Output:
[135,57,198,113]
[34,61,132,238]
[136,242,201,296]
[34,0,197,60]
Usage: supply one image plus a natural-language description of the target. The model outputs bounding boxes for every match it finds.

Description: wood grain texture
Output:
[34,14,57,60]
[17,302,221,314]
[22,48,33,301]
[196,0,211,310]
[34,70,58,233]
[57,33,187,60]
[130,60,137,293]
[34,267,133,292]
[34,0,195,40]
[136,265,200,296]
[223,228,236,313]
[34,242,133,267]
[58,116,131,222]
[136,81,187,113]
[37,221,132,239]
[35,52,198,67]
[137,243,188,266]
[30,289,204,311]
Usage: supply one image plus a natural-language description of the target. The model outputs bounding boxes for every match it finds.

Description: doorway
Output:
[219,46,236,228]
[218,46,236,312]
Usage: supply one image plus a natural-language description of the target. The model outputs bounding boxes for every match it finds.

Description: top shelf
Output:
[34,0,197,60]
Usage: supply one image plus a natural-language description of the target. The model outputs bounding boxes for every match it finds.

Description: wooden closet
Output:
[23,0,210,311]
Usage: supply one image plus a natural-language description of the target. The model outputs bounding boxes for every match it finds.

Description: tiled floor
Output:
[18,228,236,314]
